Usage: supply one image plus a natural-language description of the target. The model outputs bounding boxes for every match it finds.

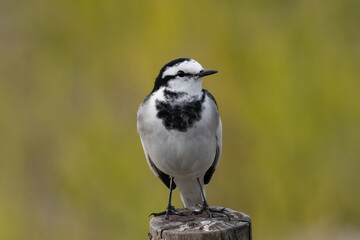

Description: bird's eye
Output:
[177,70,185,77]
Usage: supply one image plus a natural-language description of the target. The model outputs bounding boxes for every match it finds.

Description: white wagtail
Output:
[137,58,222,219]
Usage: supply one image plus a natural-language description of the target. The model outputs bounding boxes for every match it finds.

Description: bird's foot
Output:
[193,204,227,218]
[149,206,184,220]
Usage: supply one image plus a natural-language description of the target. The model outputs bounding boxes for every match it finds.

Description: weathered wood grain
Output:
[149,207,251,240]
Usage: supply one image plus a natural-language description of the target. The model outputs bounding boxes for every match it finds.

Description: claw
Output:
[194,206,212,218]
[193,205,228,218]
[149,206,184,220]
[149,211,166,217]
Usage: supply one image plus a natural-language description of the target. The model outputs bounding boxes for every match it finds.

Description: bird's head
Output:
[152,58,218,94]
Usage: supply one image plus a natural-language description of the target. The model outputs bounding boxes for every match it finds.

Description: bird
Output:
[137,58,222,219]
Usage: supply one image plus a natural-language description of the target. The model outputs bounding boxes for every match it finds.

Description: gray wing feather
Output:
[204,118,222,185]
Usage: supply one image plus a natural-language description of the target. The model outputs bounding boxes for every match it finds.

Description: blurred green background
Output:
[1,0,360,239]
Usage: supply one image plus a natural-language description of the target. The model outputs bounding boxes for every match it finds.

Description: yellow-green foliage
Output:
[1,0,359,239]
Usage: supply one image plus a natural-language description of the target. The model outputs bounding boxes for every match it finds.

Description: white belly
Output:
[159,131,215,178]
[145,117,217,179]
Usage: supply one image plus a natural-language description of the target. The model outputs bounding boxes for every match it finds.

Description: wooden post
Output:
[148,207,252,240]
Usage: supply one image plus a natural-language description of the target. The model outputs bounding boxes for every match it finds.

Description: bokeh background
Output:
[1,0,360,239]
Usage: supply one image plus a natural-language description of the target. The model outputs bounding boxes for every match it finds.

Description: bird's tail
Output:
[175,178,204,210]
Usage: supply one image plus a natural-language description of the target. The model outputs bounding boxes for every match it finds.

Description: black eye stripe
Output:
[176,71,194,78]
[160,72,195,82]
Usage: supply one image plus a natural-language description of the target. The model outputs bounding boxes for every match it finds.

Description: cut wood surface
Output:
[149,206,251,240]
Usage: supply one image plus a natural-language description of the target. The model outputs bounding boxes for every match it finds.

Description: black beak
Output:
[197,69,218,77]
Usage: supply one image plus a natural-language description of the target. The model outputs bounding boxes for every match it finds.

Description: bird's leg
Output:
[194,178,227,218]
[149,176,183,220]
[193,178,212,217]
[164,176,175,219]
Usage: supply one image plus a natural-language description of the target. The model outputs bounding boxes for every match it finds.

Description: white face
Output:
[162,59,204,94]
